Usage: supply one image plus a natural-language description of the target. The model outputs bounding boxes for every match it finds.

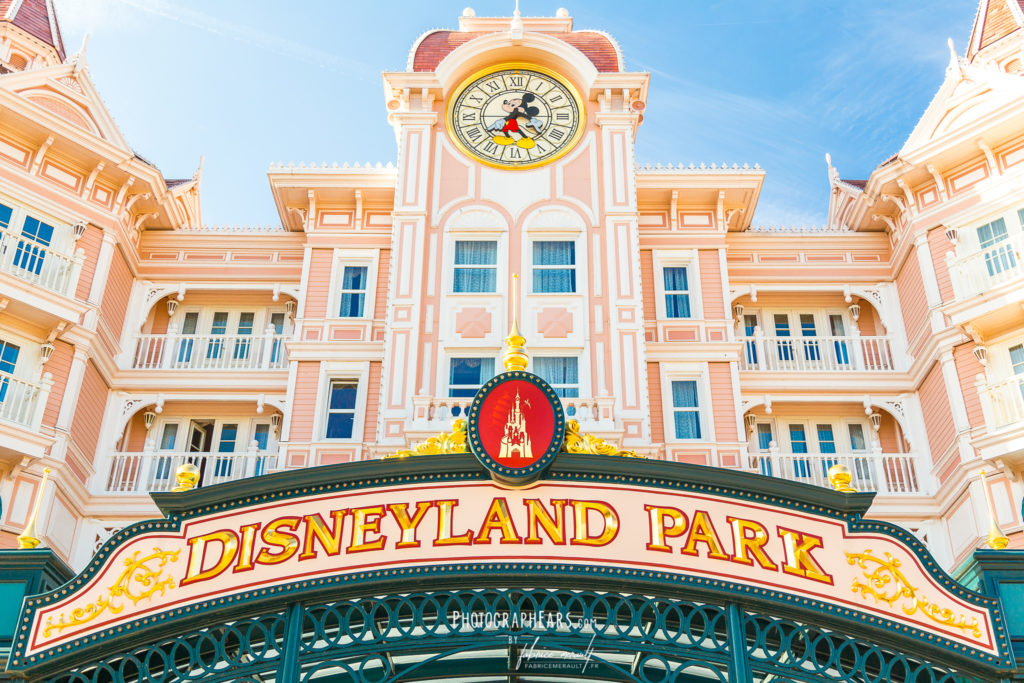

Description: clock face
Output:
[447,65,584,169]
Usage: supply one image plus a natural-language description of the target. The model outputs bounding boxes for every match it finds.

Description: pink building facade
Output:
[0,1,1023,574]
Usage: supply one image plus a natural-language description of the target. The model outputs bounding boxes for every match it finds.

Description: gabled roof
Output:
[968,0,1024,61]
[1,0,65,61]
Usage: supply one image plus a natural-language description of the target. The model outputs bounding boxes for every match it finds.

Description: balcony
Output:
[949,235,1023,300]
[739,334,896,372]
[0,227,83,297]
[97,450,280,494]
[0,371,53,461]
[409,395,617,436]
[131,332,288,370]
[744,449,922,494]
[979,375,1024,431]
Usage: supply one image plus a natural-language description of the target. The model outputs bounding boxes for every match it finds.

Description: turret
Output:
[0,0,65,72]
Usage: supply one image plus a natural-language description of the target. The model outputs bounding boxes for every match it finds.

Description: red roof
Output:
[1,0,65,61]
[411,29,620,73]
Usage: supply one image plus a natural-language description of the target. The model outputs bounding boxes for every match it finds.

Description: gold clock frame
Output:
[445,62,586,171]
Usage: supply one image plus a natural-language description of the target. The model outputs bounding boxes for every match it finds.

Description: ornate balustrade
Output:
[97,450,279,494]
[978,374,1024,430]
[948,234,1024,299]
[742,450,922,494]
[739,334,895,372]
[0,370,51,429]
[0,227,83,297]
[410,395,616,428]
[132,332,288,370]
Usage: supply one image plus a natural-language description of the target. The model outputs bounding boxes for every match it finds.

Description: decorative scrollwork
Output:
[846,550,981,639]
[561,420,643,458]
[387,419,468,458]
[43,548,179,638]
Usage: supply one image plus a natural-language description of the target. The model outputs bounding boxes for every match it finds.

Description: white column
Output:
[938,349,974,462]
[56,348,90,431]
[913,233,945,333]
[87,231,117,305]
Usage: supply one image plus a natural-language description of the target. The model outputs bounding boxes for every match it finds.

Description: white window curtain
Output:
[454,241,497,293]
[533,241,576,293]
[671,380,701,439]
[534,356,579,397]
[339,266,368,317]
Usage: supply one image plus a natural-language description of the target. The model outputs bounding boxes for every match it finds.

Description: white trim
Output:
[652,249,701,321]
[328,249,379,320]
[317,361,369,442]
[659,362,713,443]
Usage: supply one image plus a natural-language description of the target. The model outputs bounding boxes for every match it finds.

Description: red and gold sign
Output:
[467,371,566,483]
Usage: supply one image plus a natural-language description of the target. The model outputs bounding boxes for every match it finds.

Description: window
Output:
[270,312,285,364]
[800,314,820,361]
[13,216,53,276]
[176,312,199,364]
[977,218,1016,276]
[159,424,178,450]
[339,266,368,317]
[0,203,11,230]
[326,381,358,438]
[789,424,810,478]
[214,423,238,477]
[848,424,866,451]
[233,312,255,361]
[449,357,495,397]
[774,314,793,361]
[207,312,228,359]
[533,241,576,293]
[1011,344,1024,404]
[253,423,272,476]
[454,241,497,293]
[0,339,19,402]
[533,357,579,397]
[153,423,179,481]
[670,380,701,439]
[743,314,759,364]
[663,267,691,318]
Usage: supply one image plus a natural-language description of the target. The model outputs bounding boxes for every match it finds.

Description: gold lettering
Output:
[568,499,619,546]
[475,497,521,544]
[255,517,302,565]
[434,500,473,546]
[234,523,260,573]
[299,510,348,560]
[388,502,434,549]
[728,517,777,570]
[645,505,688,552]
[778,527,833,584]
[680,511,730,560]
[523,499,566,544]
[181,530,238,586]
[349,505,387,553]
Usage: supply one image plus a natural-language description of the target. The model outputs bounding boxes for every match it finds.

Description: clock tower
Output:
[378,8,650,452]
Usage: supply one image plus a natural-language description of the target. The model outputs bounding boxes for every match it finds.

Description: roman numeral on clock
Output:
[555,112,570,121]
[549,128,565,141]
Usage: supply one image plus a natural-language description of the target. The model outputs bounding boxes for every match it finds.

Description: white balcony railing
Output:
[744,450,922,494]
[132,332,289,370]
[0,227,83,297]
[0,371,51,429]
[979,375,1024,430]
[739,335,895,372]
[949,234,1024,299]
[411,395,616,428]
[99,450,280,494]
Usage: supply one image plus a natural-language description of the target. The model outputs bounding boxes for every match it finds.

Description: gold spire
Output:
[503,273,528,372]
[17,467,51,549]
[980,470,1010,549]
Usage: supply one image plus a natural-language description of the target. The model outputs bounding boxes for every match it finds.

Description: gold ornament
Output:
[827,463,857,493]
[17,467,51,549]
[503,273,528,372]
[388,419,468,458]
[561,420,643,458]
[980,469,1009,550]
[171,463,201,492]
[846,550,981,639]
[43,548,180,638]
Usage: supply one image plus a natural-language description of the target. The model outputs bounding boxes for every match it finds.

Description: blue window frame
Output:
[176,312,199,364]
[449,358,495,398]
[533,357,579,398]
[789,424,810,478]
[775,314,793,361]
[454,241,497,293]
[743,314,758,364]
[800,314,820,361]
[254,423,271,476]
[14,216,54,276]
[270,313,285,364]
[207,312,228,359]
[817,423,838,476]
[233,312,254,361]
[671,380,701,439]
[977,218,1016,277]
[0,203,12,229]
[533,241,576,293]
[663,267,691,318]
[339,266,368,317]
[214,424,238,477]
[0,340,19,402]
[326,381,358,438]
[755,423,773,476]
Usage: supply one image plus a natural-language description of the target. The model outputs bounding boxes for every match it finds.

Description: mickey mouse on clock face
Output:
[487,92,544,149]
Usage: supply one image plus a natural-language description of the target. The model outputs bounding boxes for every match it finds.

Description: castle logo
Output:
[467,371,566,484]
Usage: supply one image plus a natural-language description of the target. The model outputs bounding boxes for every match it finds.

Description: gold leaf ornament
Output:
[561,419,643,458]
[43,548,180,638]
[388,419,468,458]
[846,550,981,639]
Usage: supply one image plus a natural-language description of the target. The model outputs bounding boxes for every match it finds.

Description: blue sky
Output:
[54,1,973,227]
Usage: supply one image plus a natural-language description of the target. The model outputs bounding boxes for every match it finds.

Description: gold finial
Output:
[827,463,857,493]
[980,470,1010,549]
[171,463,201,492]
[503,273,528,372]
[18,468,51,549]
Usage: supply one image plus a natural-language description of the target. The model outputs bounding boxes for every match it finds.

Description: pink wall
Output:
[290,361,320,440]
[363,361,382,442]
[639,250,656,322]
[954,342,985,429]
[41,340,73,428]
[73,224,102,301]
[100,248,132,341]
[374,250,390,320]
[919,363,956,465]
[303,249,333,318]
[895,250,928,352]
[70,361,107,465]
[928,227,954,304]
[647,362,664,443]
[709,362,737,440]
[699,250,723,319]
